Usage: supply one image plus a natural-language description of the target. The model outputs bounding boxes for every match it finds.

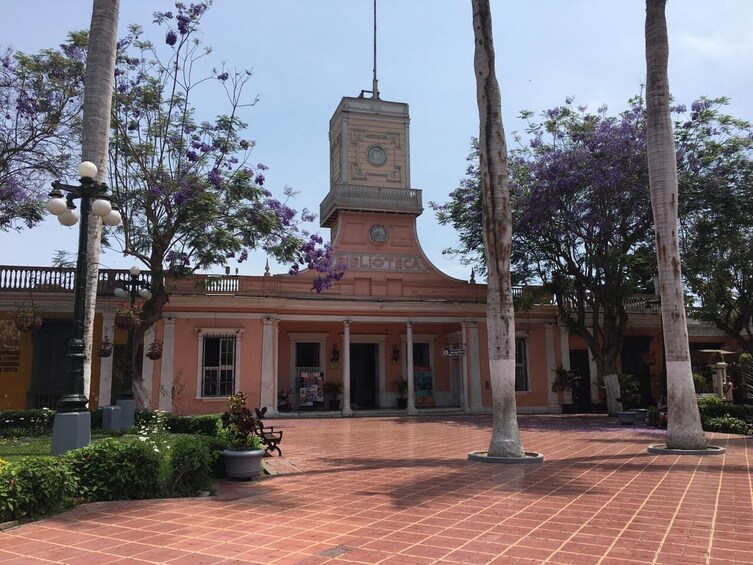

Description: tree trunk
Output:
[645,0,705,449]
[471,0,524,458]
[81,0,119,407]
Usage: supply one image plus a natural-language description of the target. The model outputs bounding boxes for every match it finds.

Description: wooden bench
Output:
[255,407,283,456]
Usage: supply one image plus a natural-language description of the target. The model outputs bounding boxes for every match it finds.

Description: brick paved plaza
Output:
[1,415,751,564]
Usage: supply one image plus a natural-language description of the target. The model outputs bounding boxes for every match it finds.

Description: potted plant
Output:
[616,372,641,425]
[393,377,408,409]
[218,392,265,479]
[323,380,343,410]
[115,301,142,329]
[146,340,163,360]
[552,367,582,414]
[98,336,113,358]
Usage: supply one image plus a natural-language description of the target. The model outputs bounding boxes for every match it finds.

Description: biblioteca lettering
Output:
[340,254,424,271]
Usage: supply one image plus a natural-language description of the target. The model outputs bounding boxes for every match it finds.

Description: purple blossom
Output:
[165,30,177,46]
[217,72,229,82]
[256,174,265,186]
[208,168,222,188]
[177,15,191,35]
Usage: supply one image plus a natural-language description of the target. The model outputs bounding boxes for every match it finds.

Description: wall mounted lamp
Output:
[330,344,340,363]
[392,345,400,363]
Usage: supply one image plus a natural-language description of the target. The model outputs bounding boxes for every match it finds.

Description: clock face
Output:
[367,145,387,166]
[369,224,388,244]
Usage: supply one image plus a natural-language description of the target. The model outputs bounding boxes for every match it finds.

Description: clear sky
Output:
[1,0,752,280]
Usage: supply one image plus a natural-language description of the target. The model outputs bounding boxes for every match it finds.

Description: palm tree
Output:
[645,0,705,449]
[81,0,120,403]
[471,0,525,458]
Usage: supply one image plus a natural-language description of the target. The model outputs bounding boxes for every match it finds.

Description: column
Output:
[469,322,483,412]
[261,317,277,413]
[545,323,559,412]
[342,321,352,416]
[158,318,175,412]
[461,322,470,412]
[97,312,115,408]
[407,321,416,415]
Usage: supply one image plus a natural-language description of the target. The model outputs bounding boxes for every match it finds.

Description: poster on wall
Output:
[414,368,434,407]
[299,372,325,409]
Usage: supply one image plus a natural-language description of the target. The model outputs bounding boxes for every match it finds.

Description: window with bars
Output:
[201,335,237,397]
[515,337,529,392]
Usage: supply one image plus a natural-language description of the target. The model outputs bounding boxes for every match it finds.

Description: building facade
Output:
[0,93,736,415]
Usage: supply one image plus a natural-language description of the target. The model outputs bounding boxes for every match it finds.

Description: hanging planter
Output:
[146,340,163,360]
[15,291,42,332]
[15,310,43,333]
[114,301,142,329]
[98,336,113,358]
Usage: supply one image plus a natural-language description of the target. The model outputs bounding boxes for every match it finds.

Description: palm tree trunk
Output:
[645,0,705,449]
[471,0,524,458]
[81,0,120,407]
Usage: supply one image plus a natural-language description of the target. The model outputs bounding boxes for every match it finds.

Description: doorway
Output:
[621,336,653,406]
[350,343,378,409]
[568,350,592,412]
[30,319,71,408]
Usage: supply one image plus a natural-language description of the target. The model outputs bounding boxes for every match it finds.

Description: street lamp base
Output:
[57,393,89,413]
[116,398,136,429]
[51,411,91,455]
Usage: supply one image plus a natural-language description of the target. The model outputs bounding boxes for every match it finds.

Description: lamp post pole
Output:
[47,161,121,454]
[114,267,151,428]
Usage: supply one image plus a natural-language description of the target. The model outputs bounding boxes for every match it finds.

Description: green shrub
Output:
[701,415,750,435]
[0,457,77,522]
[699,402,753,421]
[693,373,708,394]
[168,436,214,496]
[0,409,55,437]
[697,395,723,407]
[202,434,229,478]
[66,438,161,501]
[166,414,222,436]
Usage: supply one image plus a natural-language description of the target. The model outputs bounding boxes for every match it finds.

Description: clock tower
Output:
[319,95,423,231]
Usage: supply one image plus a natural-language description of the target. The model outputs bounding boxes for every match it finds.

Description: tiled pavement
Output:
[1,415,751,564]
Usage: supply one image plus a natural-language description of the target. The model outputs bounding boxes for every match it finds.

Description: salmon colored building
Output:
[0,93,737,416]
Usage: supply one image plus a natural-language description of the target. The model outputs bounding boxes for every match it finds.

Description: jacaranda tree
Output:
[107,3,344,404]
[436,97,654,379]
[675,97,753,354]
[435,92,753,383]
[0,37,86,230]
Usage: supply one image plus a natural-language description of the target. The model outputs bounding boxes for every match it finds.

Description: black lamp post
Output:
[47,161,121,453]
[114,266,151,425]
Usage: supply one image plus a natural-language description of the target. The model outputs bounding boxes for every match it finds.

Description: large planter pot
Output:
[633,408,648,423]
[617,411,637,425]
[222,448,265,479]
